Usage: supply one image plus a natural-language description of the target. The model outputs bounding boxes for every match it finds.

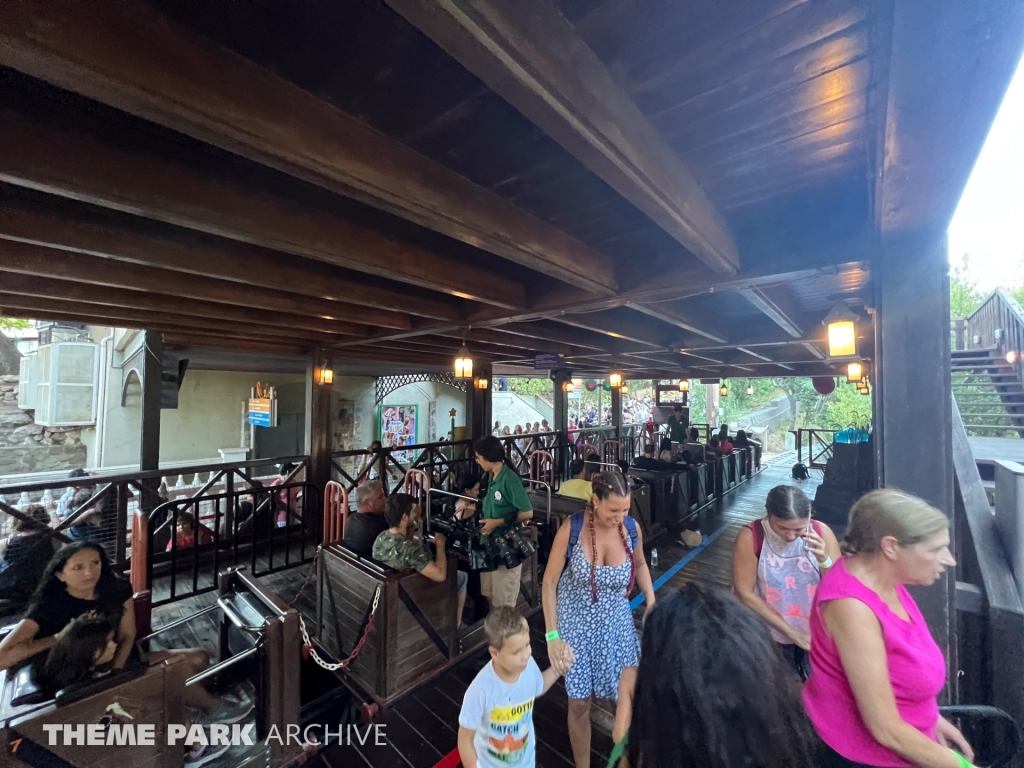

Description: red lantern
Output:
[812,376,836,395]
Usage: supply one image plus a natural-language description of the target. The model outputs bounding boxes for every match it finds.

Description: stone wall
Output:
[0,375,87,477]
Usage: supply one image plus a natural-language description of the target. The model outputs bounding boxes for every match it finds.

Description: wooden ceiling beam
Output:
[384,0,739,273]
[0,0,616,295]
[556,308,676,349]
[738,284,806,338]
[0,193,454,322]
[0,238,395,329]
[627,302,729,344]
[0,297,334,345]
[0,95,526,309]
[0,270,368,338]
[163,333,309,357]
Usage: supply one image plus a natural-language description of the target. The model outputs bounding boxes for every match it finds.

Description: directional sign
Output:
[248,389,278,428]
[534,352,565,370]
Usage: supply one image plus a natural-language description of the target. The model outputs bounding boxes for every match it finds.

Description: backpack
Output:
[791,462,809,480]
[565,511,638,565]
[749,518,822,557]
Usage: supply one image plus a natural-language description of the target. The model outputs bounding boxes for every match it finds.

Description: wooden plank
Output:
[383,0,740,273]
[0,94,526,308]
[878,0,1024,237]
[0,234,410,328]
[557,307,677,349]
[0,293,352,343]
[0,0,617,295]
[738,284,805,337]
[0,268,371,338]
[0,193,449,322]
[627,302,729,344]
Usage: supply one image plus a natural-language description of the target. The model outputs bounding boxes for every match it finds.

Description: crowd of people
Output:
[0,426,976,768]
[456,477,972,768]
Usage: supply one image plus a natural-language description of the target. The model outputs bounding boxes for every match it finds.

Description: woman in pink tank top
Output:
[803,490,973,768]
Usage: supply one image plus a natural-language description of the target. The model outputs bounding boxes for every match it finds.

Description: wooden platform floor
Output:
[967,435,1024,464]
[318,462,821,768]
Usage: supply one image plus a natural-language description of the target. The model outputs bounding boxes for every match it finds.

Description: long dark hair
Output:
[765,485,811,520]
[42,614,113,691]
[473,436,507,464]
[628,584,816,768]
[29,542,126,618]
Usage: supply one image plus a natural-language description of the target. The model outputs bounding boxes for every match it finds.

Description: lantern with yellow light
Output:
[475,377,489,390]
[563,380,576,393]
[609,372,622,389]
[720,383,729,397]
[679,379,690,392]
[846,362,864,383]
[317,358,334,385]
[823,303,858,358]
[453,344,473,380]
[620,384,629,395]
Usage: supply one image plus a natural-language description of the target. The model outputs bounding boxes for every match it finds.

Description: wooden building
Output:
[1,0,1023,685]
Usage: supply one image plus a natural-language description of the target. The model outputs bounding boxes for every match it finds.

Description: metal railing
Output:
[145,481,321,607]
[0,455,308,569]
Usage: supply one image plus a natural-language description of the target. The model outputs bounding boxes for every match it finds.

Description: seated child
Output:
[40,613,119,691]
[458,607,574,768]
[167,512,214,552]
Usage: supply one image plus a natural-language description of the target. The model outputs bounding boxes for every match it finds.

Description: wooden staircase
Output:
[951,348,1024,437]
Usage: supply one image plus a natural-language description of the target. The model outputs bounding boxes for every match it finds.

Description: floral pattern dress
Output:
[556,536,640,700]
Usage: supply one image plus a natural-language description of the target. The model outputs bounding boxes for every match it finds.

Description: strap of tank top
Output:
[750,519,765,557]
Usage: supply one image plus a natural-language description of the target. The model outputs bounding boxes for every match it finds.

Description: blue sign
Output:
[534,353,565,370]
[248,410,272,428]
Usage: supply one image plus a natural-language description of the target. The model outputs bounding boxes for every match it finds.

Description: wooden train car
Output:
[316,540,540,709]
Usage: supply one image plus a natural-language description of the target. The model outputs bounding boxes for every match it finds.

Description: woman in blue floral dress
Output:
[542,472,656,768]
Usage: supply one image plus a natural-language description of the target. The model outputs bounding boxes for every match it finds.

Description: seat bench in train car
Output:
[0,567,306,768]
[528,484,658,546]
[629,468,694,531]
[315,542,539,709]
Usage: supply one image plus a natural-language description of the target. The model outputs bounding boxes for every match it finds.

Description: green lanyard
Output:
[606,735,627,768]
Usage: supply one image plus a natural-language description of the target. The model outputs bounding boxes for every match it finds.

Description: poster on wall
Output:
[380,404,417,464]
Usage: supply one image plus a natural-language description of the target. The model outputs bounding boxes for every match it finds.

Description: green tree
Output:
[822,380,872,429]
[0,317,29,333]
[949,253,983,319]
[720,378,778,425]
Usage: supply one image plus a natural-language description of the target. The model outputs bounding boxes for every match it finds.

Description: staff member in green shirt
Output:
[474,436,534,609]
[667,405,687,450]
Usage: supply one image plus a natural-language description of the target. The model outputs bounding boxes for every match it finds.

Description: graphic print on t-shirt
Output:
[486,698,534,765]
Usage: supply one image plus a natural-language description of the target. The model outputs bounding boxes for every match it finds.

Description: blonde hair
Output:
[842,489,948,555]
[484,606,528,650]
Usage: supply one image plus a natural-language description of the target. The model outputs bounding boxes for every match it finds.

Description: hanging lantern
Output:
[719,383,729,397]
[453,344,473,380]
[563,380,576,393]
[679,379,690,392]
[317,359,334,385]
[609,372,622,389]
[1007,351,1018,365]
[746,383,754,396]
[620,384,629,395]
[846,361,864,382]
[823,303,859,358]
[475,377,489,390]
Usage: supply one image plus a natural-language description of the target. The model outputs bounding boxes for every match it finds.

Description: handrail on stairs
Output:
[951,399,1024,764]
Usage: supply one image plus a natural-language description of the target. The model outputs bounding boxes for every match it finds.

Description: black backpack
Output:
[791,462,809,480]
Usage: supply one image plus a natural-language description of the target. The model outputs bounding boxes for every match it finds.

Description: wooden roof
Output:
[0,0,1021,379]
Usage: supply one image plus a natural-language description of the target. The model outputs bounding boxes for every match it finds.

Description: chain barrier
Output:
[299,584,381,671]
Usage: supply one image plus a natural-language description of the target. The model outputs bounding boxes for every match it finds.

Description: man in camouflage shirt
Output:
[372,494,468,625]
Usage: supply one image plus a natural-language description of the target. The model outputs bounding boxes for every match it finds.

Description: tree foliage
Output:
[0,317,29,333]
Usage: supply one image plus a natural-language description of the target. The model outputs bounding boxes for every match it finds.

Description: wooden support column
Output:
[611,386,623,436]
[874,231,955,665]
[136,330,163,561]
[140,330,162,472]
[464,364,493,443]
[551,370,572,479]
[305,349,333,498]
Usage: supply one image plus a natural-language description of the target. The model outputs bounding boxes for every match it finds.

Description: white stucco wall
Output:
[159,371,306,463]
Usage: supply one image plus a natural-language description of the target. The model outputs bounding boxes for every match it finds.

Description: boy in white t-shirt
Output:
[458,607,573,768]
